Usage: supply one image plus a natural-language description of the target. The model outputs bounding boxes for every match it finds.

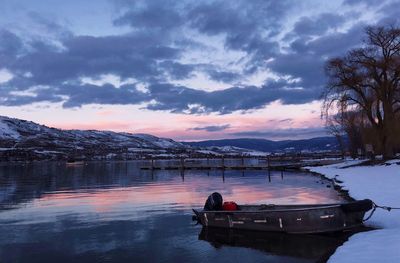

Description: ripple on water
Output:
[0,162,346,263]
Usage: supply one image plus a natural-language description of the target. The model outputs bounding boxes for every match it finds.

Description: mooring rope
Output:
[374,203,400,211]
[363,202,400,222]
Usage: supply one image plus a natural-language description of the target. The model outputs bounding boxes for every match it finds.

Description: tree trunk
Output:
[335,134,346,159]
[378,127,394,160]
[382,100,395,159]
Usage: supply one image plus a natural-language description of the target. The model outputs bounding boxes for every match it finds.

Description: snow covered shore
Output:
[307,159,400,263]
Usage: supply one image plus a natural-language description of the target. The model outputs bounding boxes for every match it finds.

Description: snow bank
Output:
[307,159,400,262]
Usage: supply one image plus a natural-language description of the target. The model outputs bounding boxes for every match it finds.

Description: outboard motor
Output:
[204,192,223,211]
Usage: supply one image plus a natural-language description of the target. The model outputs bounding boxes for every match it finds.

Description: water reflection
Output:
[199,227,350,263]
[0,162,346,262]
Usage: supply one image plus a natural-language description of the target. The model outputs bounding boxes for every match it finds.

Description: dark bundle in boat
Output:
[192,192,373,234]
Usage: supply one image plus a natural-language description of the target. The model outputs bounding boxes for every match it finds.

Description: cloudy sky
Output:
[0,0,398,141]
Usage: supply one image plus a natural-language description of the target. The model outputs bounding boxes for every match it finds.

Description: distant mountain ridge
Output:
[0,116,185,161]
[184,137,344,153]
[0,115,344,161]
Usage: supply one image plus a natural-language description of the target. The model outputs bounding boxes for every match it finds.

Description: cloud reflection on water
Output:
[0,162,341,225]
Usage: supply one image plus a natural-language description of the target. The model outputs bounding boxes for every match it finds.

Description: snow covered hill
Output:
[0,115,343,161]
[185,137,344,153]
[0,116,186,161]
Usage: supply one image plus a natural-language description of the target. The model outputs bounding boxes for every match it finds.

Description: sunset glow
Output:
[1,0,397,141]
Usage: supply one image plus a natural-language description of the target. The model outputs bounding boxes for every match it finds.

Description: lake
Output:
[0,161,349,263]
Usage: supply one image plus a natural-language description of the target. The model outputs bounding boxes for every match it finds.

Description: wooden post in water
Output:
[222,169,225,182]
[125,160,128,176]
[181,169,185,182]
[222,156,225,169]
[151,158,154,170]
[267,155,271,182]
[281,170,284,180]
[241,156,244,169]
[180,156,184,170]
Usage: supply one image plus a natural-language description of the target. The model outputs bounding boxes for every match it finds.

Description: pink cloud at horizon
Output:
[0,100,326,141]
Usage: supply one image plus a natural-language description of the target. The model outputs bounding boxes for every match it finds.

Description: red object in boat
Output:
[222,201,238,211]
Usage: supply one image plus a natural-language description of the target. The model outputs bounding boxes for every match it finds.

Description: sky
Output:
[0,0,399,141]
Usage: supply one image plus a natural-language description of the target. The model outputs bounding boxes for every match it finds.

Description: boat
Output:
[192,192,373,234]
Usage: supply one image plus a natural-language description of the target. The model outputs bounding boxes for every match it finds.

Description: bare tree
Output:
[323,26,400,159]
[325,113,347,158]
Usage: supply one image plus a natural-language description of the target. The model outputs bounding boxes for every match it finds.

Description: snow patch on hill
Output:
[0,117,21,139]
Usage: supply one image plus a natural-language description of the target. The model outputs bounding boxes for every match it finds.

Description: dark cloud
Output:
[158,61,195,80]
[60,83,149,108]
[0,26,315,112]
[0,89,64,106]
[269,54,325,88]
[0,83,149,108]
[188,1,256,37]
[145,80,315,114]
[190,124,231,132]
[187,0,286,70]
[66,35,179,60]
[377,1,400,25]
[4,79,313,113]
[205,69,241,83]
[229,127,327,139]
[303,24,365,56]
[343,0,386,6]
[188,0,289,43]
[291,13,346,37]
[113,1,183,31]
[27,11,73,39]
[0,30,23,63]
[1,0,399,114]
[269,23,366,92]
[115,0,285,70]
[2,32,183,91]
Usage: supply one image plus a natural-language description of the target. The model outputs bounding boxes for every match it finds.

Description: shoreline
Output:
[305,159,400,262]
[305,169,355,202]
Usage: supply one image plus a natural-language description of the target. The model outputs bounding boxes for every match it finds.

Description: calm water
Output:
[0,162,348,263]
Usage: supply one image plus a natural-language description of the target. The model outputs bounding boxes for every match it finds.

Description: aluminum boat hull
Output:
[193,200,372,234]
